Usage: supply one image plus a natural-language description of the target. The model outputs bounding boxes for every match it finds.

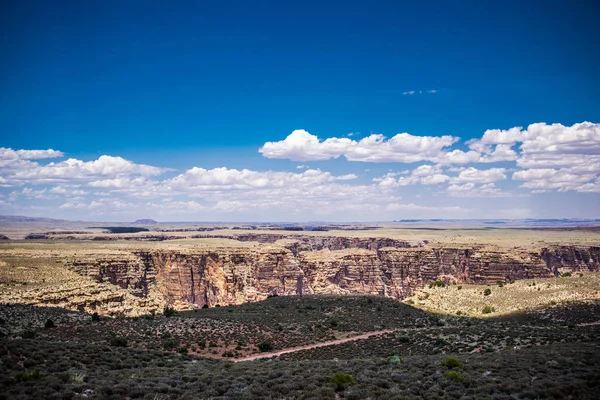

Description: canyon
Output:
[60,234,600,310]
[2,229,599,315]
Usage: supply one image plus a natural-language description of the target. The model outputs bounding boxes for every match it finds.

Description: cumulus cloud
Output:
[260,130,459,163]
[0,149,164,186]
[166,167,357,191]
[260,129,519,164]
[375,165,450,187]
[446,182,512,198]
[262,122,599,194]
[0,147,64,161]
[452,167,507,184]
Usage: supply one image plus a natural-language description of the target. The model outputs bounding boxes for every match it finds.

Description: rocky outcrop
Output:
[66,254,156,298]
[63,245,600,309]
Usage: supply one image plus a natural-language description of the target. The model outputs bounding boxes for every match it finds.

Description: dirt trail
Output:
[233,329,394,362]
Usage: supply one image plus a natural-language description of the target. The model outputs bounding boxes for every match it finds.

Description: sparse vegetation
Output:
[442,357,464,369]
[1,229,599,398]
[330,373,357,391]
[258,340,274,352]
[163,306,176,317]
[445,370,465,383]
[109,337,128,347]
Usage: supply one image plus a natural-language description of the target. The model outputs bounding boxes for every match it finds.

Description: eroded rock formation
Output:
[63,244,600,309]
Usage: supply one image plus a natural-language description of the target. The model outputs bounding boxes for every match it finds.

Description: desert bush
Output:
[429,280,446,288]
[387,355,402,365]
[484,288,492,296]
[163,306,176,317]
[497,280,504,287]
[258,340,274,352]
[482,306,495,314]
[202,304,209,309]
[445,371,464,383]
[15,369,42,382]
[44,319,55,329]
[22,330,36,339]
[441,357,463,369]
[109,337,128,347]
[163,340,175,350]
[561,272,572,277]
[457,285,462,290]
[91,312,100,321]
[330,373,357,391]
[56,372,70,383]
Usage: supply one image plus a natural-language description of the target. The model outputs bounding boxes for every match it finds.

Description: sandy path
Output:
[233,329,394,362]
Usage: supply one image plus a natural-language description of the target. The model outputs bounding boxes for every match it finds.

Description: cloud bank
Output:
[1,122,598,220]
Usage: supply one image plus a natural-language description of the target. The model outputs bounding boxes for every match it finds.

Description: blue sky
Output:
[1,0,599,221]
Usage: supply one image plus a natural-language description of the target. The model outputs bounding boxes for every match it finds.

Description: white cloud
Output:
[375,165,449,187]
[260,130,459,163]
[0,147,64,161]
[452,167,507,184]
[0,149,164,186]
[446,182,512,198]
[166,167,356,191]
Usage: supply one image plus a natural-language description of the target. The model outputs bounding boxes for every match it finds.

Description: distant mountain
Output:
[0,215,73,224]
[132,219,158,225]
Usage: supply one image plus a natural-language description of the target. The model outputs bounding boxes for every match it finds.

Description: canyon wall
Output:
[64,244,600,308]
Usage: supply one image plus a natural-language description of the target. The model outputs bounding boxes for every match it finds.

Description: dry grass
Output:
[0,255,164,318]
[408,272,600,317]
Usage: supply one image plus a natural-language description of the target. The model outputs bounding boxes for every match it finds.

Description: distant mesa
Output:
[89,227,150,234]
[132,219,158,225]
[0,234,10,240]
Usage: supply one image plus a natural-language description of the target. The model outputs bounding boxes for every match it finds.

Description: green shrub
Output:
[21,330,36,339]
[330,373,357,391]
[202,304,209,309]
[91,312,100,321]
[482,306,495,314]
[561,272,572,277]
[258,340,274,352]
[483,288,491,296]
[44,319,55,329]
[15,369,42,382]
[496,280,504,287]
[429,280,446,288]
[109,337,128,347]
[163,306,176,317]
[457,285,462,290]
[163,340,176,350]
[56,372,70,383]
[550,301,557,305]
[441,357,463,369]
[387,355,402,365]
[178,347,188,354]
[445,371,464,383]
